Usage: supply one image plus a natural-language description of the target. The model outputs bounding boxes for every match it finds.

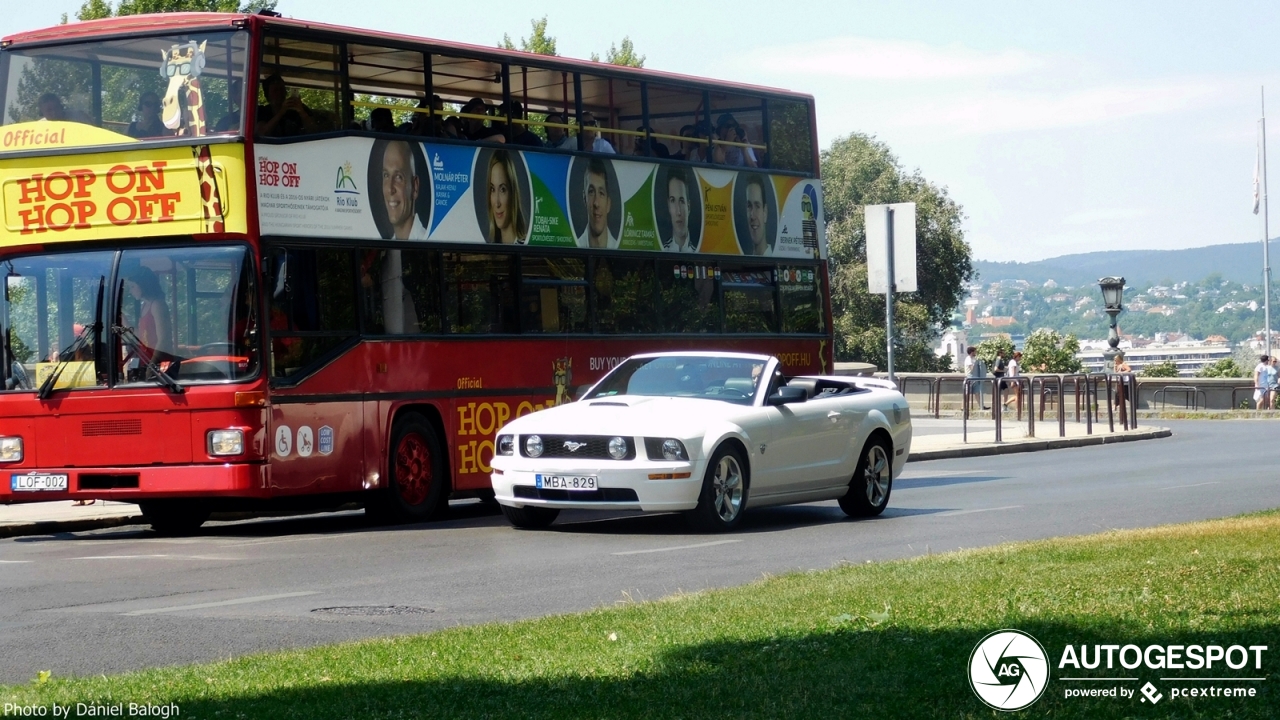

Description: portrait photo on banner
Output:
[654,165,703,253]
[732,171,778,256]
[367,138,432,240]
[473,147,533,244]
[568,155,622,249]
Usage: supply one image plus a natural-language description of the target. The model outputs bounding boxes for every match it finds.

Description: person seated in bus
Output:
[543,112,574,150]
[487,149,528,243]
[408,96,444,137]
[631,125,669,158]
[460,98,505,143]
[441,115,462,140]
[686,122,711,163]
[123,267,173,363]
[256,74,319,138]
[37,93,90,124]
[712,113,746,166]
[578,158,617,249]
[127,92,171,139]
[497,101,542,147]
[579,112,615,154]
[669,125,695,161]
[735,124,760,168]
[369,107,396,134]
[214,80,243,133]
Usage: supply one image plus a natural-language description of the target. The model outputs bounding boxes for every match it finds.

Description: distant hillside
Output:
[974,241,1280,289]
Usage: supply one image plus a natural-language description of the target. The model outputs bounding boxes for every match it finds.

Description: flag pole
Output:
[1264,87,1272,356]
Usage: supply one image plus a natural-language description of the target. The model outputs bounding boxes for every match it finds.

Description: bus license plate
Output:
[536,474,598,492]
[11,473,69,492]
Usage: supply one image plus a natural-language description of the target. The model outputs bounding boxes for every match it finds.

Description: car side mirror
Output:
[767,386,807,406]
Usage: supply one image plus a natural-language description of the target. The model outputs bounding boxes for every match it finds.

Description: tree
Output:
[74,0,275,18]
[499,16,558,56]
[591,37,645,68]
[1140,360,1180,378]
[821,133,974,371]
[1021,328,1082,373]
[1196,358,1247,378]
[974,336,1015,367]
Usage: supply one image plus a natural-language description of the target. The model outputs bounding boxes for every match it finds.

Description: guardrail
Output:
[1231,385,1270,410]
[963,376,1035,443]
[896,376,939,416]
[1154,385,1207,411]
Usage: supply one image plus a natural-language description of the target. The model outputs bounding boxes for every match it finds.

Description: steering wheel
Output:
[715,387,749,398]
[9,361,31,390]
[195,342,238,355]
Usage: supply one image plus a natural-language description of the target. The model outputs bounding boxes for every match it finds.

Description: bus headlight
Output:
[496,434,514,456]
[0,436,23,462]
[524,435,543,458]
[206,429,244,457]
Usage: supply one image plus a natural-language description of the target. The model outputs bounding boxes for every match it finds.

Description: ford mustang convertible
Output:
[489,352,912,531]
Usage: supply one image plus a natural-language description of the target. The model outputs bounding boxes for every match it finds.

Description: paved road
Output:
[0,420,1273,683]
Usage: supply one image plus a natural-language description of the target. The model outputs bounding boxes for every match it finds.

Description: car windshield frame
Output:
[1,29,250,150]
[583,355,771,406]
[1,242,260,393]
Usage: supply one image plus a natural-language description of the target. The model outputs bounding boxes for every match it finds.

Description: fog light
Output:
[207,429,244,457]
[0,436,22,463]
[497,434,514,456]
[662,439,687,461]
[608,436,628,460]
[525,434,543,458]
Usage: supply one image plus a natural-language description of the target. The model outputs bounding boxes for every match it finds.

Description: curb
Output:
[0,513,145,539]
[908,427,1172,462]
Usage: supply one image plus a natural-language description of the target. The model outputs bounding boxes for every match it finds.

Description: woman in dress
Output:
[125,267,172,362]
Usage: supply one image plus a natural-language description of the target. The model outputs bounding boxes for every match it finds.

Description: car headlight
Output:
[525,434,543,458]
[645,437,688,461]
[496,434,514,456]
[608,436,629,460]
[206,429,244,457]
[0,436,23,463]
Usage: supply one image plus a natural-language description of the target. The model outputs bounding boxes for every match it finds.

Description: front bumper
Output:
[0,464,270,504]
[490,458,705,512]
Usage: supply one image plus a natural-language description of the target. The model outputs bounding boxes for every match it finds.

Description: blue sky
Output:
[6,1,1280,261]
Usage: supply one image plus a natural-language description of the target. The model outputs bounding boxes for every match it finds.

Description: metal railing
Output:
[1232,385,1271,410]
[962,376,1035,443]
[1154,385,1207,411]
[896,376,939,416]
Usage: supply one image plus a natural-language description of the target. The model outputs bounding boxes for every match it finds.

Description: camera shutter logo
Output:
[968,629,1050,711]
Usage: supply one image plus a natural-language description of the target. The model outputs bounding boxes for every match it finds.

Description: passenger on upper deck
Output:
[543,112,574,150]
[369,107,396,134]
[631,125,669,158]
[686,122,710,163]
[408,95,444,137]
[713,113,745,166]
[127,92,172,139]
[461,98,504,143]
[669,125,694,161]
[498,101,543,147]
[256,74,319,138]
[579,112,614,154]
[37,93,90,124]
[213,80,243,133]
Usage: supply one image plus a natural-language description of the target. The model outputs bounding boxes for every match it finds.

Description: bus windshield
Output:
[2,244,258,392]
[1,30,249,144]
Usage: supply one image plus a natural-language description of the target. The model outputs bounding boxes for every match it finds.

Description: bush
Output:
[1139,359,1181,377]
[1196,358,1248,378]
[1020,328,1082,373]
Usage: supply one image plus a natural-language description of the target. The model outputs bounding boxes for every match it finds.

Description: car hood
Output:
[498,396,752,439]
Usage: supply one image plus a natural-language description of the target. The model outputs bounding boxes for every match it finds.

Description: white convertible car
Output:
[489,352,913,531]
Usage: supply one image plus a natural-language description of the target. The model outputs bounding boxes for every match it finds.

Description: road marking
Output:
[72,554,240,561]
[1159,482,1220,491]
[612,539,743,556]
[0,560,32,564]
[937,505,1023,517]
[122,591,319,616]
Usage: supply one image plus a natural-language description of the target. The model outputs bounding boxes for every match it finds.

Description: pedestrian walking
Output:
[964,346,989,411]
[1254,355,1272,410]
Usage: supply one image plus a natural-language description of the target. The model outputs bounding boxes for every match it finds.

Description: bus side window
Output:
[269,247,355,378]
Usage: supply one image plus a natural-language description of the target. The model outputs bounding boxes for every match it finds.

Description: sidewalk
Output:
[1,421,1170,538]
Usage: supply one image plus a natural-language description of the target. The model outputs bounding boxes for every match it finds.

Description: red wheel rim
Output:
[394,431,432,506]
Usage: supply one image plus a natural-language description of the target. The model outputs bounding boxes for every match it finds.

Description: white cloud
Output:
[747,36,1041,81]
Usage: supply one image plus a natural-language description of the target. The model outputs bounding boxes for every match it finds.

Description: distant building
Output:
[1076,337,1232,376]
[936,328,968,370]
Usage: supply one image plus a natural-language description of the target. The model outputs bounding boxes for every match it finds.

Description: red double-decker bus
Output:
[0,12,831,532]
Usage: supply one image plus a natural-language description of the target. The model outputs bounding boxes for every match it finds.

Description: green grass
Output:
[6,512,1280,719]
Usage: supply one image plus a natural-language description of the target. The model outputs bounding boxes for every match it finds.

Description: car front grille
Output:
[512,485,640,502]
[520,435,636,460]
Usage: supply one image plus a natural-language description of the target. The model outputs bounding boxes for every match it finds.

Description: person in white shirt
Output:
[1254,355,1272,409]
[577,158,617,249]
[543,112,574,150]
[579,112,615,154]
[1003,350,1022,409]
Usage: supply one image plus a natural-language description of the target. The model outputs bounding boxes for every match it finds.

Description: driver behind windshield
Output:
[123,267,173,363]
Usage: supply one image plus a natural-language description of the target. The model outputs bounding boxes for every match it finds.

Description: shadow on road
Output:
[895,475,1007,490]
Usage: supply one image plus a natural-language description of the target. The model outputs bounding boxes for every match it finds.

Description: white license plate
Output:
[536,474,598,491]
[11,473,69,492]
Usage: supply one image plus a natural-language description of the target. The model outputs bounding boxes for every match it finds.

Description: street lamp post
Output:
[1098,276,1126,366]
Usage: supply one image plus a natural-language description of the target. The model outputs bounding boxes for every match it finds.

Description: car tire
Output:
[686,444,749,532]
[367,413,447,524]
[839,439,892,518]
[500,504,560,529]
[139,500,210,535]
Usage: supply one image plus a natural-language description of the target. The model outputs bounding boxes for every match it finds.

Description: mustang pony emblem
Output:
[563,441,587,452]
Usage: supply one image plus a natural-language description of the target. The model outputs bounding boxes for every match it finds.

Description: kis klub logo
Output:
[968,630,1050,711]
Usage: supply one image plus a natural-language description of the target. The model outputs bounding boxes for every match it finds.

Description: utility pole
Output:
[885,206,896,383]
[1264,87,1272,355]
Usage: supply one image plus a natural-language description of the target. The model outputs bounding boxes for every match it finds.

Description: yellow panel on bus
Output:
[0,136,246,247]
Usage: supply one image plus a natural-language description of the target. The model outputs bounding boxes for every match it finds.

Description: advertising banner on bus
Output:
[0,140,247,247]
[254,137,826,259]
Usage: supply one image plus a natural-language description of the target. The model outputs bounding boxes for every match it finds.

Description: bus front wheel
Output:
[369,413,446,524]
[139,500,210,536]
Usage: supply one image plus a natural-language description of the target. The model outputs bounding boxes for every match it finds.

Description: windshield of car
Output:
[585,356,768,405]
[1,244,258,392]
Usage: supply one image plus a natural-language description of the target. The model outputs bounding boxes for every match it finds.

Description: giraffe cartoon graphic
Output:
[159,41,225,233]
[553,357,572,406]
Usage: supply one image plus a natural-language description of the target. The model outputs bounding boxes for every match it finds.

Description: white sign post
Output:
[865,203,918,382]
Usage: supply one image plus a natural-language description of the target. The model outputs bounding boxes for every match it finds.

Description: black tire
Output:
[685,444,749,532]
[501,503,560,529]
[367,413,447,524]
[839,438,893,518]
[139,500,210,535]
